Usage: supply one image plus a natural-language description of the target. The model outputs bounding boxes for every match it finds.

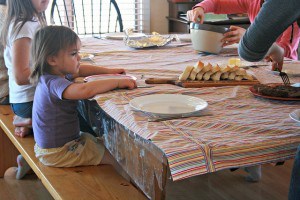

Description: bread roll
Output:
[179,66,194,81]
[220,65,231,73]
[236,69,247,76]
[228,72,236,80]
[234,75,243,81]
[203,71,213,81]
[202,63,212,73]
[211,72,222,81]
[196,71,205,80]
[211,64,221,74]
[189,68,198,80]
[229,65,239,72]
[221,72,229,79]
[194,61,204,73]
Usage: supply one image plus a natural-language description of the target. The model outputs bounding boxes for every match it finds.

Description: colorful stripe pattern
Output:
[82,38,300,181]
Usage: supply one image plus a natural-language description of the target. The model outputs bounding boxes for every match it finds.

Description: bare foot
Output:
[14,126,32,137]
[13,115,32,127]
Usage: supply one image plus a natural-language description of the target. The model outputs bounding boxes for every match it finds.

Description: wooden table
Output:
[79,37,300,199]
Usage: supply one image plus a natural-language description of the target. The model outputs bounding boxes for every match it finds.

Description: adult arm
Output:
[193,0,249,14]
[238,0,300,62]
[188,0,249,23]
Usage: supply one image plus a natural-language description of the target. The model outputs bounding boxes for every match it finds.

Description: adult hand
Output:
[221,26,246,47]
[265,44,284,71]
[186,7,205,23]
[118,79,137,89]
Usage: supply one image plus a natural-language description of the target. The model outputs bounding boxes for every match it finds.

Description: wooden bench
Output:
[0,105,146,200]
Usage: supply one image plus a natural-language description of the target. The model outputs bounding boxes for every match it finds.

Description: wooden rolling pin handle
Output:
[145,78,176,84]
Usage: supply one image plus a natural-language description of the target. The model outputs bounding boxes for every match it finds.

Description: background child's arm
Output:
[12,38,32,85]
[71,64,125,79]
[62,78,136,100]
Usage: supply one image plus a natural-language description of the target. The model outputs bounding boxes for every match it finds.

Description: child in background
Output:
[187,0,300,62]
[0,0,9,105]
[1,0,49,137]
[1,0,49,179]
[30,25,136,176]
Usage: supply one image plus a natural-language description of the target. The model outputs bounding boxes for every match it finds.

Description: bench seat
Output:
[0,105,145,200]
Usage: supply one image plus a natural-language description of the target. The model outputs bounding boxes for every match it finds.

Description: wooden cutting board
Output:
[145,78,260,88]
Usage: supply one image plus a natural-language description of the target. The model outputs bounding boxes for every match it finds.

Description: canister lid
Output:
[190,23,229,34]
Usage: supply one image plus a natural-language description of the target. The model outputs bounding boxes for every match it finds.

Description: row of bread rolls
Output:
[179,61,254,81]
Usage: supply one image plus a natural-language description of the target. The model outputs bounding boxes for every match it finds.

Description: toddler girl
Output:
[30,25,136,175]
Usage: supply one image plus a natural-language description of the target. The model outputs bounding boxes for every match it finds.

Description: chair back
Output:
[50,0,123,36]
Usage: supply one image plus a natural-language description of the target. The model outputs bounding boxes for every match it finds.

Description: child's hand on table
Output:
[117,78,137,89]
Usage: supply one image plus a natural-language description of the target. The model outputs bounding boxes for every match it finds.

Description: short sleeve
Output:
[46,76,73,100]
[12,21,40,42]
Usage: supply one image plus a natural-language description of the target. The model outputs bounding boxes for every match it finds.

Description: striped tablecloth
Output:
[81,37,300,181]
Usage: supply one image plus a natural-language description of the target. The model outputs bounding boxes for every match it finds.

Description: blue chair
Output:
[50,0,123,37]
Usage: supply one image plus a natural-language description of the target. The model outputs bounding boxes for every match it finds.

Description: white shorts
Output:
[34,132,105,167]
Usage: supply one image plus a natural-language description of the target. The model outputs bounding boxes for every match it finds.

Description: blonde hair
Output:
[1,0,47,46]
[30,25,80,84]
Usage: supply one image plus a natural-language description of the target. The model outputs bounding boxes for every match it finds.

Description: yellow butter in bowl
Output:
[228,58,241,67]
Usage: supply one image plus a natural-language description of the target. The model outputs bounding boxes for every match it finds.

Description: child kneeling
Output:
[30,26,136,175]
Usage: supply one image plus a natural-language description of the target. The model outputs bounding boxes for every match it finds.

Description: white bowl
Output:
[190,23,228,54]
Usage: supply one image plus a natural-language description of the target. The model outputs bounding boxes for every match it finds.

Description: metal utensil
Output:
[240,64,269,69]
[279,72,290,86]
[137,85,155,88]
[148,113,212,122]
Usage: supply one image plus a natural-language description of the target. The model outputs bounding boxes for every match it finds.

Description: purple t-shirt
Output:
[33,74,80,148]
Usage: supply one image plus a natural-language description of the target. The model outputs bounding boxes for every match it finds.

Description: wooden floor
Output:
[0,159,294,200]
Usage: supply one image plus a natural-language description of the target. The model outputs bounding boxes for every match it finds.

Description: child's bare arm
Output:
[62,78,136,100]
[12,38,32,85]
[71,64,125,79]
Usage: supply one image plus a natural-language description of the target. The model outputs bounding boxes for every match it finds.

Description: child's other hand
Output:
[118,79,137,89]
[187,7,205,23]
[222,26,246,47]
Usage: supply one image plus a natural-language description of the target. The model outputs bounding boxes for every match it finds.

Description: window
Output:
[47,0,150,35]
[118,0,150,33]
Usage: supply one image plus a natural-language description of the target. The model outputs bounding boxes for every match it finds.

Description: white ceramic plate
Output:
[289,109,300,123]
[105,32,146,40]
[84,74,137,82]
[129,94,208,116]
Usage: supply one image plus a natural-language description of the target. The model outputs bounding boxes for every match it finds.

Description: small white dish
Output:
[129,94,208,117]
[84,74,137,82]
[105,32,146,40]
[282,62,300,76]
[289,109,300,123]
[291,83,300,87]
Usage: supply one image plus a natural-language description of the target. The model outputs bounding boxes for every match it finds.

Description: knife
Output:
[148,113,213,122]
[145,78,176,84]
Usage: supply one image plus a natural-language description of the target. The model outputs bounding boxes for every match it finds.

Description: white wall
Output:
[150,0,168,34]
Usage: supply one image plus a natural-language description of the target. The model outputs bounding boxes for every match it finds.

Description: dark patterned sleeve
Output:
[238,0,300,61]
